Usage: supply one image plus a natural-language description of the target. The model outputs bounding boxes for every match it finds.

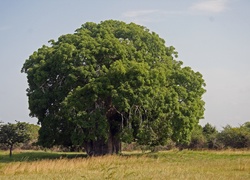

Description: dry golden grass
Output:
[0,150,249,180]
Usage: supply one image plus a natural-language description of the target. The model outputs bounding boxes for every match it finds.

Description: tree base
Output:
[84,136,121,156]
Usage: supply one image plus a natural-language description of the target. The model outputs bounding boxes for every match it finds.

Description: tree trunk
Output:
[9,144,13,157]
[83,104,123,156]
[84,133,121,156]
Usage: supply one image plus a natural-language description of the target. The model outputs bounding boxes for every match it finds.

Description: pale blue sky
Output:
[0,0,249,129]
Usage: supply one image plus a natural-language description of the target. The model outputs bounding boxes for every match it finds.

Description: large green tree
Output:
[22,20,206,155]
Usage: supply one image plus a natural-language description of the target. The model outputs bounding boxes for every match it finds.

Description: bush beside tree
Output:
[0,121,31,156]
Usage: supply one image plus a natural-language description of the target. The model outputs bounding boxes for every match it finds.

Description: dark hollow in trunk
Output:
[84,134,121,156]
[84,107,122,156]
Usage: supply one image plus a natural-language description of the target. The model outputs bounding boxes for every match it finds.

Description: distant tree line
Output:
[123,121,250,151]
[188,122,250,150]
[1,121,249,156]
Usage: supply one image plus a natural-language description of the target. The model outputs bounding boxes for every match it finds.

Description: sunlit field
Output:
[0,150,249,180]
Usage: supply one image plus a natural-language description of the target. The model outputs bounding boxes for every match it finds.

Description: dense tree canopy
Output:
[22,20,206,155]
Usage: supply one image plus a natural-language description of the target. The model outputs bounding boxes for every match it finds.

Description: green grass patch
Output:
[0,150,249,179]
[0,150,87,163]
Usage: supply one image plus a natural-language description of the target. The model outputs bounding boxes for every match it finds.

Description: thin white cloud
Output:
[122,10,159,18]
[190,0,229,13]
[122,10,163,24]
[122,9,188,24]
[122,1,229,24]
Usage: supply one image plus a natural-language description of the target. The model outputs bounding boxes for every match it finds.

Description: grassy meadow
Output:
[0,150,249,180]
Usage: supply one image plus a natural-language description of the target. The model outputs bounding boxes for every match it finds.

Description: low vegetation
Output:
[189,122,250,150]
[0,150,249,179]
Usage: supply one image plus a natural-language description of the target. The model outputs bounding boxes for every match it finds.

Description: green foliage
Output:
[218,123,250,148]
[0,121,31,156]
[21,20,206,154]
[203,123,217,137]
[188,122,250,150]
[20,123,40,149]
[243,122,250,129]
[189,125,206,149]
[26,124,40,141]
[202,123,218,149]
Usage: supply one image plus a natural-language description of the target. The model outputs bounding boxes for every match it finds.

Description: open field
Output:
[0,150,250,180]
